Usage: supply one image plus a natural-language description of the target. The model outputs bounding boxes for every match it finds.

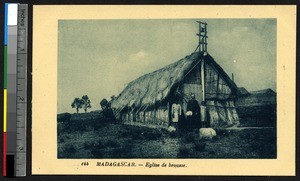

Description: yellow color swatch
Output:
[3,89,7,132]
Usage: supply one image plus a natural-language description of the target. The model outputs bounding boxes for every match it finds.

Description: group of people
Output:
[171,93,208,131]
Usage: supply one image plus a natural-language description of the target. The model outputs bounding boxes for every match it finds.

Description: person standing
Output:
[186,93,201,130]
[100,99,116,123]
[171,101,181,130]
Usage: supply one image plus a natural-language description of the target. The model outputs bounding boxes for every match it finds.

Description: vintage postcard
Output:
[32,5,296,175]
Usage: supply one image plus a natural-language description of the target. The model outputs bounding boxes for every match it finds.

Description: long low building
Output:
[111,52,240,128]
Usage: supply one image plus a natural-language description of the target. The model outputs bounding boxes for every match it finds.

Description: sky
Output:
[58,19,276,114]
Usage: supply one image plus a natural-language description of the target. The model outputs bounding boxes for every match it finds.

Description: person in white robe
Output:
[171,102,182,129]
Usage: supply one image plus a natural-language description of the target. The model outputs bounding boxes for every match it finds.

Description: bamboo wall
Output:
[119,106,169,127]
[118,100,239,128]
[205,65,233,100]
[206,100,239,127]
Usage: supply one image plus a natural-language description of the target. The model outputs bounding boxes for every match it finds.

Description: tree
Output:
[71,97,83,113]
[82,95,92,113]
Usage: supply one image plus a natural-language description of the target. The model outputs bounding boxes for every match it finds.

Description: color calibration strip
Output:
[3,3,28,177]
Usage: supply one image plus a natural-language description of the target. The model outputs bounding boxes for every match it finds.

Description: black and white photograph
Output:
[56,19,277,159]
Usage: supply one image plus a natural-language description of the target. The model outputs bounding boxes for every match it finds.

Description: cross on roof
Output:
[196,21,208,54]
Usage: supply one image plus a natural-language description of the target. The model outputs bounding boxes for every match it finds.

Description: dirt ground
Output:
[58,121,276,159]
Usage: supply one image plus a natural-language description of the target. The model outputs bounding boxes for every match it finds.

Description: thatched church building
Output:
[111,52,240,128]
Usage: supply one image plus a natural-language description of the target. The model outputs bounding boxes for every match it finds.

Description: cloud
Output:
[129,50,148,62]
[102,50,152,99]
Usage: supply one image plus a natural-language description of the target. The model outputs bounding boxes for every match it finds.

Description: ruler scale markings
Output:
[15,4,28,177]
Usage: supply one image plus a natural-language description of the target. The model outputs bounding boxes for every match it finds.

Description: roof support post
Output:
[197,21,208,126]
[201,59,206,103]
[200,58,207,126]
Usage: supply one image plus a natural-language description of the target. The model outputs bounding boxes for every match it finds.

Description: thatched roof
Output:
[112,52,239,109]
[238,87,250,96]
[250,88,276,95]
[236,88,276,107]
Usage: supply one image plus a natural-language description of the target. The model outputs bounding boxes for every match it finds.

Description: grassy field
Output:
[58,115,276,159]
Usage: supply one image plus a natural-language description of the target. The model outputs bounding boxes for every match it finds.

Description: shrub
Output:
[57,147,65,158]
[93,120,108,130]
[111,145,134,158]
[142,130,163,140]
[61,119,88,133]
[208,150,215,155]
[120,130,132,138]
[211,135,220,142]
[215,129,230,137]
[178,145,190,157]
[111,147,127,157]
[84,141,97,150]
[182,132,196,143]
[91,149,104,158]
[59,138,64,143]
[97,140,105,148]
[160,128,169,135]
[58,122,72,134]
[239,132,251,139]
[64,144,76,154]
[194,141,206,152]
[131,133,144,140]
[169,131,180,138]
[57,113,71,122]
[119,125,165,140]
[105,139,121,148]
